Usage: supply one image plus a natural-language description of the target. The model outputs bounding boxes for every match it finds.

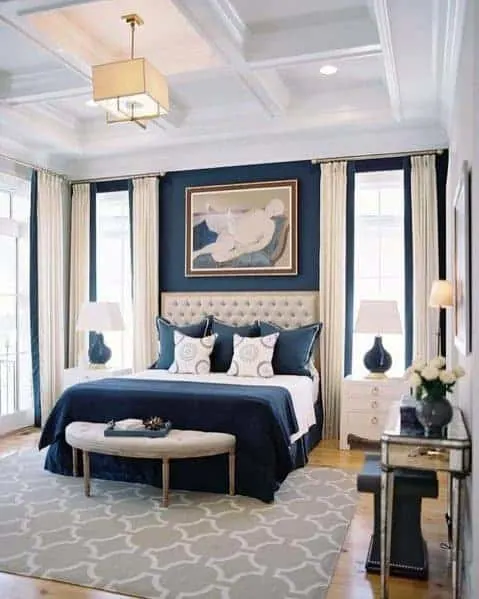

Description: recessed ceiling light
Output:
[85,99,98,107]
[320,65,338,76]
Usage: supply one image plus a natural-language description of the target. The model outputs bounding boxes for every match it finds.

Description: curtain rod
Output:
[311,148,446,164]
[71,171,166,185]
[0,152,69,180]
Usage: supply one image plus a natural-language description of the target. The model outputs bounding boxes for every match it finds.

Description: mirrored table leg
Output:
[451,475,463,599]
[380,468,394,599]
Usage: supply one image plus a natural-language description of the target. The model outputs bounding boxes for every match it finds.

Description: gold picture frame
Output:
[185,179,298,277]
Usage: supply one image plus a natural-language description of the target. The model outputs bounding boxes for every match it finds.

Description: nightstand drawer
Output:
[344,393,393,412]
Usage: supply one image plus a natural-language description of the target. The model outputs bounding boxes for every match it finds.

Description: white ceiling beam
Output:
[0,67,90,104]
[0,103,80,151]
[245,10,380,66]
[371,0,402,121]
[171,0,289,116]
[247,46,382,70]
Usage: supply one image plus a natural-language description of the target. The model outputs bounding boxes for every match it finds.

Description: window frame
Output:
[90,180,133,369]
[344,157,413,376]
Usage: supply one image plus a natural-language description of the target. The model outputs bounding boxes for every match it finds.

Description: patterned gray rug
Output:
[0,451,357,599]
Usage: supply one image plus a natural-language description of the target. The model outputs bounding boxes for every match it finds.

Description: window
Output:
[95,189,132,368]
[351,170,406,376]
[0,175,32,426]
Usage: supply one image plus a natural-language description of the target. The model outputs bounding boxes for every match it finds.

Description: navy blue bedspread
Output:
[39,377,299,502]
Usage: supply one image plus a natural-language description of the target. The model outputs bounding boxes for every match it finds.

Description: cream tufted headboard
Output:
[161,291,319,329]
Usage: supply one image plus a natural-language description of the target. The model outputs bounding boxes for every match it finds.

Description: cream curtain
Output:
[68,183,90,367]
[319,161,348,439]
[411,155,439,361]
[132,177,159,371]
[37,171,67,422]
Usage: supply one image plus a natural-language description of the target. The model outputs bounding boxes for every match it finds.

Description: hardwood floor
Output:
[0,430,452,599]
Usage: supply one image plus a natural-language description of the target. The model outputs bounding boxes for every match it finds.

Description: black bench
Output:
[357,453,439,579]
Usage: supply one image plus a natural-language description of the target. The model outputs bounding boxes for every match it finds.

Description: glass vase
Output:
[415,394,453,438]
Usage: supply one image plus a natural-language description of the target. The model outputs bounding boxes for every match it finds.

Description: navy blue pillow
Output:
[153,316,210,369]
[210,317,260,372]
[259,321,322,377]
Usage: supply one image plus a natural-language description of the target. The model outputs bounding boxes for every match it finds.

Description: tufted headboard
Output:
[161,291,319,329]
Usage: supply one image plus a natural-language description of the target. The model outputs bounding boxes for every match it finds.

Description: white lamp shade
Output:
[429,280,454,308]
[76,302,125,332]
[354,300,402,335]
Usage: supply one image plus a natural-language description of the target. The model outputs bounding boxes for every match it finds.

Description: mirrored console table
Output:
[380,403,471,599]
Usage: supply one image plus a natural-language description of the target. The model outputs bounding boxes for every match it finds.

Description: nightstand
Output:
[62,367,132,392]
[340,376,409,450]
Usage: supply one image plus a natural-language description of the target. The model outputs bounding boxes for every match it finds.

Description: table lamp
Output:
[429,279,453,356]
[76,301,125,367]
[354,300,402,378]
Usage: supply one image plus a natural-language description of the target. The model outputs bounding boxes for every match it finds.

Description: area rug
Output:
[0,450,357,599]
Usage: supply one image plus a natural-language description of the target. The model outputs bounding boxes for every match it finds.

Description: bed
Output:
[39,292,323,503]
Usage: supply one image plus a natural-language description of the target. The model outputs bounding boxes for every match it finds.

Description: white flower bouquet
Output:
[405,357,465,400]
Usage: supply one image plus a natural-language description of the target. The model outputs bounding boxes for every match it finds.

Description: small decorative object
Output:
[354,300,403,378]
[143,416,165,430]
[76,301,126,367]
[405,357,466,437]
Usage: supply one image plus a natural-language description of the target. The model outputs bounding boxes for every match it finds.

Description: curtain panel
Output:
[132,177,159,371]
[411,155,439,360]
[37,171,68,422]
[319,161,347,439]
[68,183,90,367]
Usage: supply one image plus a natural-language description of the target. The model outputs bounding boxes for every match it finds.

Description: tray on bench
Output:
[104,420,172,438]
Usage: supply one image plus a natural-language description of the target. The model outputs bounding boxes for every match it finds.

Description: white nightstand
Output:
[62,367,133,392]
[340,376,410,450]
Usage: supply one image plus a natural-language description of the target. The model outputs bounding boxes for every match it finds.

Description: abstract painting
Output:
[185,179,298,277]
[453,161,471,355]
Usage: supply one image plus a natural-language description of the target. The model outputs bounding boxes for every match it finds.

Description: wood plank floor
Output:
[0,429,452,599]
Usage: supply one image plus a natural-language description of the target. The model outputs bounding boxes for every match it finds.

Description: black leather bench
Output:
[357,452,439,579]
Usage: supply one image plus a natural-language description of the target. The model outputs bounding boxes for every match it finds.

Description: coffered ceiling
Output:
[0,0,465,179]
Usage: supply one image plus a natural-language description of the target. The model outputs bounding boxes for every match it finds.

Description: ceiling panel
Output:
[0,22,57,71]
[232,0,368,25]
[171,71,255,109]
[279,54,385,95]
[28,0,222,75]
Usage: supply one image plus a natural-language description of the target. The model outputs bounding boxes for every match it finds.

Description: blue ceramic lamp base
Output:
[88,332,112,367]
[363,335,392,378]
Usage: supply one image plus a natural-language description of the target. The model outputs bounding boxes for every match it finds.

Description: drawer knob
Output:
[371,400,378,408]
[371,416,378,425]
[371,386,379,396]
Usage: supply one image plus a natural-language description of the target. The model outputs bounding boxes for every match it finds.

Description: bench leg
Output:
[229,450,235,495]
[162,458,170,507]
[72,447,78,477]
[82,451,91,497]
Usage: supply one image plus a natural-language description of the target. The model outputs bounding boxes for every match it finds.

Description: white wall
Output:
[446,0,476,596]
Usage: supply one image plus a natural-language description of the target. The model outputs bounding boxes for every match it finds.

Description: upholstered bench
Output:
[357,452,438,579]
[65,422,236,507]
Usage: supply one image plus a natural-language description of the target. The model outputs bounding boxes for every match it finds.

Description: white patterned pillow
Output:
[227,333,279,378]
[168,331,217,374]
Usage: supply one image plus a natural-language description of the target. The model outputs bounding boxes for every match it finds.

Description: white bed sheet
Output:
[129,369,318,443]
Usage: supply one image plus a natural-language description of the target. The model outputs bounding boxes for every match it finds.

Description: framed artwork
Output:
[185,179,298,277]
[453,161,471,355]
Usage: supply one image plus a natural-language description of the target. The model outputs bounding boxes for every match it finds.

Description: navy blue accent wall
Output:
[344,162,356,376]
[436,151,449,357]
[158,160,320,291]
[403,158,413,366]
[29,170,41,426]
[89,183,97,302]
